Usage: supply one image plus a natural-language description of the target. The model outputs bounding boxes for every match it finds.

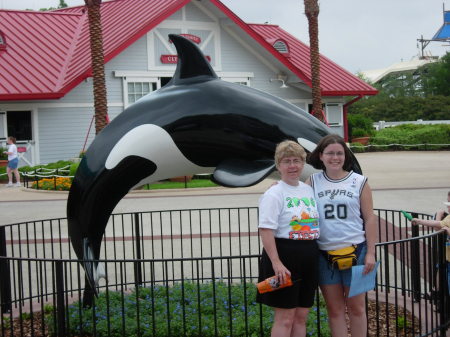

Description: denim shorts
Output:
[7,157,19,169]
[318,242,367,287]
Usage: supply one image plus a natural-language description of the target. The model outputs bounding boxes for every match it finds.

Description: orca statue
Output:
[67,34,362,302]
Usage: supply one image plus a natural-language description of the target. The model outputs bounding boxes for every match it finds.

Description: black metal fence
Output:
[0,208,449,336]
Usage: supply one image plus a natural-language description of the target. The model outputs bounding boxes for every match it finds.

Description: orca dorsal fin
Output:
[168,34,218,85]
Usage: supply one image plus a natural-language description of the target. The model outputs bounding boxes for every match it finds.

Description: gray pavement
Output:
[0,151,449,226]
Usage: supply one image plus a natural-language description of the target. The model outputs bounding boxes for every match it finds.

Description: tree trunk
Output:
[85,0,108,134]
[304,0,325,123]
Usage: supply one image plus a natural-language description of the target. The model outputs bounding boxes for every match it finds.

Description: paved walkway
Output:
[0,151,449,225]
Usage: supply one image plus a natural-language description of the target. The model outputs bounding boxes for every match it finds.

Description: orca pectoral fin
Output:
[212,159,275,187]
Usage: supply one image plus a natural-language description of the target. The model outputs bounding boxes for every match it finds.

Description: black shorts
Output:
[256,238,319,309]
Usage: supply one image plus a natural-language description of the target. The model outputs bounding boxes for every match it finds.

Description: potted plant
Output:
[351,128,371,145]
[0,147,8,167]
[348,114,375,145]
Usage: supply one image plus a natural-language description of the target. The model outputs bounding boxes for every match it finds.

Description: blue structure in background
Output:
[418,4,450,57]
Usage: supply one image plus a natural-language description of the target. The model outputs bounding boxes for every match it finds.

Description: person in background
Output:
[412,195,450,295]
[435,191,450,221]
[257,140,320,337]
[307,134,376,337]
[4,136,21,187]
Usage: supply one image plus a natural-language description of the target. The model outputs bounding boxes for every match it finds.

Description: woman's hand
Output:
[271,260,291,285]
[363,252,376,275]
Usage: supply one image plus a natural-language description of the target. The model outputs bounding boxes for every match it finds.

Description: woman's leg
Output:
[6,166,12,184]
[13,168,20,185]
[320,284,348,337]
[271,307,296,337]
[346,290,367,337]
[290,307,309,337]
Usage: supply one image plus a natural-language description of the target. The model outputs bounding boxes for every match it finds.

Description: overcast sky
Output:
[1,0,448,73]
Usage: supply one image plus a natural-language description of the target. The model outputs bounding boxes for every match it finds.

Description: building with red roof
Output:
[0,0,377,165]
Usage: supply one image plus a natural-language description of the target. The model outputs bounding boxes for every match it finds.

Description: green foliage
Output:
[1,316,10,329]
[348,95,450,122]
[370,124,450,150]
[143,178,218,190]
[396,315,410,330]
[0,147,7,160]
[51,281,330,337]
[349,142,366,153]
[349,53,450,121]
[39,0,68,11]
[421,52,450,96]
[347,114,374,139]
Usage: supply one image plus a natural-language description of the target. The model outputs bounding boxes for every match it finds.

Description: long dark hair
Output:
[307,134,354,171]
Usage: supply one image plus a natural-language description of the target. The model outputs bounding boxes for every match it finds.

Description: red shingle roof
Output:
[0,0,376,100]
[249,24,377,96]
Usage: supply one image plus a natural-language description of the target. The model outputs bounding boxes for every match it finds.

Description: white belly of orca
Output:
[105,124,212,188]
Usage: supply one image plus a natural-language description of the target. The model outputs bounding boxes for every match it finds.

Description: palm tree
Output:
[304,0,325,122]
[85,0,108,134]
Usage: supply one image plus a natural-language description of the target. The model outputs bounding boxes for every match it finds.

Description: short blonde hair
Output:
[275,140,306,169]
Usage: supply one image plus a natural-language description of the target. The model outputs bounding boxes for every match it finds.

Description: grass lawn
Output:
[142,178,218,190]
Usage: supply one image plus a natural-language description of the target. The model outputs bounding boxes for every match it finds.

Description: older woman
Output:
[256,140,320,337]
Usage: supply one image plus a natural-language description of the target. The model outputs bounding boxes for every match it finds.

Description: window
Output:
[273,40,289,54]
[307,103,342,126]
[127,82,156,104]
[7,111,32,141]
[325,104,342,126]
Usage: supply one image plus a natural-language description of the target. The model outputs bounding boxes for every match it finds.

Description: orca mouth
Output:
[82,238,106,297]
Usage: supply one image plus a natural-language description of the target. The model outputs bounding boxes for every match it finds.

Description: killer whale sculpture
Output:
[67,34,362,300]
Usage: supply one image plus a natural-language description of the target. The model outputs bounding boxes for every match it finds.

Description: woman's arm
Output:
[411,218,442,228]
[360,182,377,274]
[259,228,291,284]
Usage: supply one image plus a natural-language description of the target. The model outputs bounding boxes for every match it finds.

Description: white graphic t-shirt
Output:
[258,180,319,240]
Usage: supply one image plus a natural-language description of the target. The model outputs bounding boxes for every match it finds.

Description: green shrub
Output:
[351,128,369,138]
[370,124,450,150]
[348,114,375,138]
[0,147,7,160]
[349,142,366,153]
[50,281,330,337]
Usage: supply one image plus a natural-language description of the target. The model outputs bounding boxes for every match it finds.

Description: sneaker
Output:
[15,182,21,187]
[6,182,13,187]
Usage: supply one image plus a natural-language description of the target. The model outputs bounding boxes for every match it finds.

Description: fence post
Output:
[55,261,66,337]
[0,226,12,313]
[437,232,449,336]
[411,212,421,302]
[134,213,142,287]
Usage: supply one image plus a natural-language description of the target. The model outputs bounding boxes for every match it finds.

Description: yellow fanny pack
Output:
[327,245,357,270]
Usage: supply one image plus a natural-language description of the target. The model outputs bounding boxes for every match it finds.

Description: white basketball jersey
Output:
[310,171,367,250]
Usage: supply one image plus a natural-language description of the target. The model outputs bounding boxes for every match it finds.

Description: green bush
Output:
[349,142,366,153]
[348,114,375,138]
[370,124,450,151]
[50,281,330,337]
[0,147,7,160]
[349,95,450,122]
[351,128,369,138]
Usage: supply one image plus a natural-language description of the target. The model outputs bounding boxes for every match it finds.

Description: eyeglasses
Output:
[280,159,304,165]
[323,151,345,157]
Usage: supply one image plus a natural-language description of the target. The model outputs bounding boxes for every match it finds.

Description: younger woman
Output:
[307,134,376,337]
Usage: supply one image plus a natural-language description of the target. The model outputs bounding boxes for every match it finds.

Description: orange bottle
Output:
[257,274,293,294]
